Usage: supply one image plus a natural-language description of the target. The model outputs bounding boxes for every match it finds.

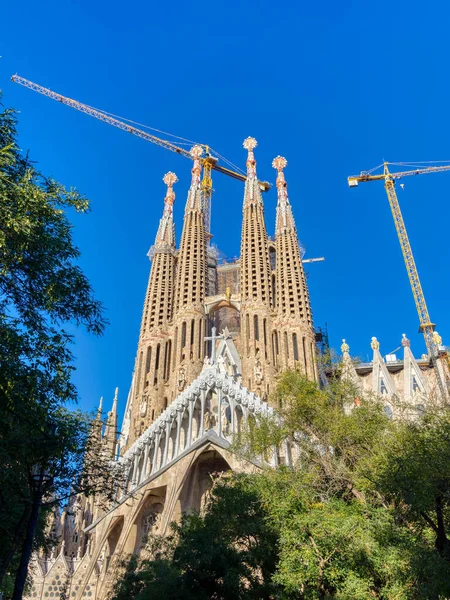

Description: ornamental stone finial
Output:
[243,137,257,176]
[190,145,204,160]
[341,338,350,354]
[371,336,380,350]
[401,333,410,347]
[243,136,257,151]
[189,145,203,183]
[272,156,288,192]
[433,331,443,346]
[162,171,178,206]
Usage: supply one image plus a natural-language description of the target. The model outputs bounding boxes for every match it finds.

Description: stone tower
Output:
[239,137,274,395]
[130,172,178,444]
[172,145,208,387]
[272,156,318,380]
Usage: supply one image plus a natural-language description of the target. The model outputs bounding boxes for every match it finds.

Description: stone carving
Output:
[341,338,350,353]
[433,331,443,346]
[177,367,186,391]
[401,333,410,347]
[217,354,225,373]
[371,336,380,350]
[254,354,263,384]
[140,395,148,417]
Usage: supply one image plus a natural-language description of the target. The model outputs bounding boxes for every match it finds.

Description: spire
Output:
[97,396,103,418]
[175,144,207,313]
[105,388,118,457]
[273,156,296,233]
[240,137,272,305]
[152,172,178,251]
[185,145,204,212]
[89,397,104,443]
[273,155,312,325]
[340,338,360,390]
[242,137,263,207]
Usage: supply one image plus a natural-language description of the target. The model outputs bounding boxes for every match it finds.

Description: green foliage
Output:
[0,95,113,593]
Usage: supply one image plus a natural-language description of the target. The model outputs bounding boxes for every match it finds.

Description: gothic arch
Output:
[177,449,231,514]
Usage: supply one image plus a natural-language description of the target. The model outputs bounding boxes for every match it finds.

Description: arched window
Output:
[198,319,203,359]
[190,319,195,347]
[302,337,308,376]
[254,315,259,341]
[181,321,187,360]
[263,318,268,359]
[293,333,299,361]
[154,344,160,385]
[145,347,152,382]
[136,351,143,396]
[246,314,250,356]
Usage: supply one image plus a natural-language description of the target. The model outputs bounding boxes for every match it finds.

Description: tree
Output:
[0,96,115,599]
[369,408,450,560]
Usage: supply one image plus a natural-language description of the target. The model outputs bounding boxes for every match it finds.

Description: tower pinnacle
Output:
[273,154,315,377]
[273,156,295,233]
[153,172,178,250]
[243,137,258,177]
[186,145,204,212]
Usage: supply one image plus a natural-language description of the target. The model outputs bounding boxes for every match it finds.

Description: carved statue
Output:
[177,367,186,391]
[225,286,231,302]
[203,410,212,431]
[401,333,411,348]
[254,354,263,384]
[221,403,230,435]
[341,339,350,354]
[433,331,443,347]
[217,353,225,373]
[140,395,148,417]
[371,336,380,351]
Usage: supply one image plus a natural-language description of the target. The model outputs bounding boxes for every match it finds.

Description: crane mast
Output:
[348,162,449,399]
[11,75,271,236]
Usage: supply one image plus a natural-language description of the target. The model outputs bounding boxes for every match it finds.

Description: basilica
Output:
[26,139,449,600]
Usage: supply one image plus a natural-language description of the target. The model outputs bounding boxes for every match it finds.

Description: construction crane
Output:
[348,161,449,398]
[11,75,271,236]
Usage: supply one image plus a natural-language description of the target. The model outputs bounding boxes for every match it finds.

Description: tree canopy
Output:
[0,96,114,599]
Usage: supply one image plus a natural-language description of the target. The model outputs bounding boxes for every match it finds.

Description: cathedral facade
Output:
[26,139,449,600]
[26,138,317,600]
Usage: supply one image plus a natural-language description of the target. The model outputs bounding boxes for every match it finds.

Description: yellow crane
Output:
[348,161,449,398]
[11,75,271,236]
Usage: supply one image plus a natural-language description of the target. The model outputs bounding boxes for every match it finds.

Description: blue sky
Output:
[2,0,450,418]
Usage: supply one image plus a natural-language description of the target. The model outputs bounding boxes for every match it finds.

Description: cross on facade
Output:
[204,326,225,364]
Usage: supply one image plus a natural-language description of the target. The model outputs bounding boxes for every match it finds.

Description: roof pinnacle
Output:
[243,137,257,176]
[273,155,295,232]
[163,172,178,208]
[112,387,118,411]
[341,338,350,354]
[190,145,203,184]
[273,155,288,197]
